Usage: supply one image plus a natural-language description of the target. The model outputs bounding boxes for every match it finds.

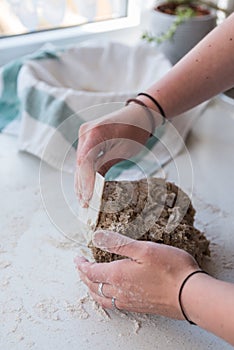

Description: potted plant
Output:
[142,0,229,65]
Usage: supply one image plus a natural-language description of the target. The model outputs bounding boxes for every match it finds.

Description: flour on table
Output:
[0,260,12,269]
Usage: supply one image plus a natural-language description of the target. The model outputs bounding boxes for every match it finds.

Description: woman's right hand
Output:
[75,103,162,207]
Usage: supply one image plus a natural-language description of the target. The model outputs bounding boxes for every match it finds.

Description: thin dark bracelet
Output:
[125,98,156,136]
[179,270,209,326]
[137,92,166,119]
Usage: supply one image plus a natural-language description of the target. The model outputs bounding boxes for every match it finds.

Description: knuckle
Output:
[84,265,95,282]
[141,241,155,258]
[101,300,110,309]
[77,148,95,166]
[88,264,104,283]
[111,272,121,286]
[78,124,96,143]
[117,294,128,307]
[115,300,125,311]
[90,292,109,309]
[89,282,96,294]
[79,122,90,135]
[78,272,86,284]
[112,245,123,256]
[76,155,86,165]
[79,122,101,139]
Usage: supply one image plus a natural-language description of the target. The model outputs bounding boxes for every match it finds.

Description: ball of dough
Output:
[89,178,210,266]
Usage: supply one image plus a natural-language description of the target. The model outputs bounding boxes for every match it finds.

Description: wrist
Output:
[136,93,165,118]
[125,96,165,137]
[180,271,213,326]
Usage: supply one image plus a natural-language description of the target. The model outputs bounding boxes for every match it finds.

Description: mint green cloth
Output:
[0,49,59,131]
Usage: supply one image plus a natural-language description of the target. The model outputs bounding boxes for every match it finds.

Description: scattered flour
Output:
[65,296,90,320]
[1,185,233,350]
[0,260,12,269]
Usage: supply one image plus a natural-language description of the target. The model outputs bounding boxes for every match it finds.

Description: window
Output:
[0,0,140,65]
[0,0,128,37]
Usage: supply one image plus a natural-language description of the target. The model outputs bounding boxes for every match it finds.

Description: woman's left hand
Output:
[75,230,199,319]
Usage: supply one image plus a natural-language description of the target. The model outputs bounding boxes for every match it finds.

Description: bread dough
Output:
[89,178,210,265]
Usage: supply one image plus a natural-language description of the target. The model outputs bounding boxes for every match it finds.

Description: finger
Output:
[76,151,120,206]
[89,291,125,312]
[75,258,115,284]
[75,255,132,284]
[74,256,88,265]
[92,230,145,262]
[78,270,115,299]
[79,270,136,312]
[74,163,94,206]
[76,156,96,204]
[77,164,95,207]
[89,291,113,310]
[90,290,151,314]
[90,290,140,313]
[76,141,106,204]
[74,168,82,202]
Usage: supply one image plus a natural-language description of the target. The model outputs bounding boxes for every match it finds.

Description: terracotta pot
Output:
[150,1,216,64]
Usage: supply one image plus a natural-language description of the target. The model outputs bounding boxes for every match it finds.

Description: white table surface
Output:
[0,97,234,350]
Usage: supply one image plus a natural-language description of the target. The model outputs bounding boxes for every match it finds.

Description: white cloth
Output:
[5,41,208,177]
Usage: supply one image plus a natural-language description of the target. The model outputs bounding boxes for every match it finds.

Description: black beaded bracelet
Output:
[137,92,166,119]
[125,98,156,136]
[179,270,209,325]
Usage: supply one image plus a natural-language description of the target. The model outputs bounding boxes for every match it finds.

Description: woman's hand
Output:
[75,230,198,319]
[75,104,162,207]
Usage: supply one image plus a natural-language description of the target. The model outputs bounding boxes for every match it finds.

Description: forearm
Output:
[138,14,234,118]
[182,273,234,345]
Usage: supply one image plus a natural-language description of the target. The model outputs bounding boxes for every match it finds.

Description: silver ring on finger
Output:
[98,282,106,298]
[111,297,120,312]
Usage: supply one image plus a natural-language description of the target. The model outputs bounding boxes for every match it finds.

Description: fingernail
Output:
[75,169,88,203]
[78,193,82,202]
[92,230,109,248]
[81,179,92,203]
[80,198,89,208]
[74,256,87,267]
[82,190,91,204]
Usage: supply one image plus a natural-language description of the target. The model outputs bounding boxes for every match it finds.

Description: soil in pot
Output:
[156,3,210,16]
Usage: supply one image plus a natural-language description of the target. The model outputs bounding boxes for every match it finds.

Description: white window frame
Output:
[0,0,141,65]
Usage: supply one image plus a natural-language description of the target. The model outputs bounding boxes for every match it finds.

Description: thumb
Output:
[76,142,104,204]
[92,230,144,261]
